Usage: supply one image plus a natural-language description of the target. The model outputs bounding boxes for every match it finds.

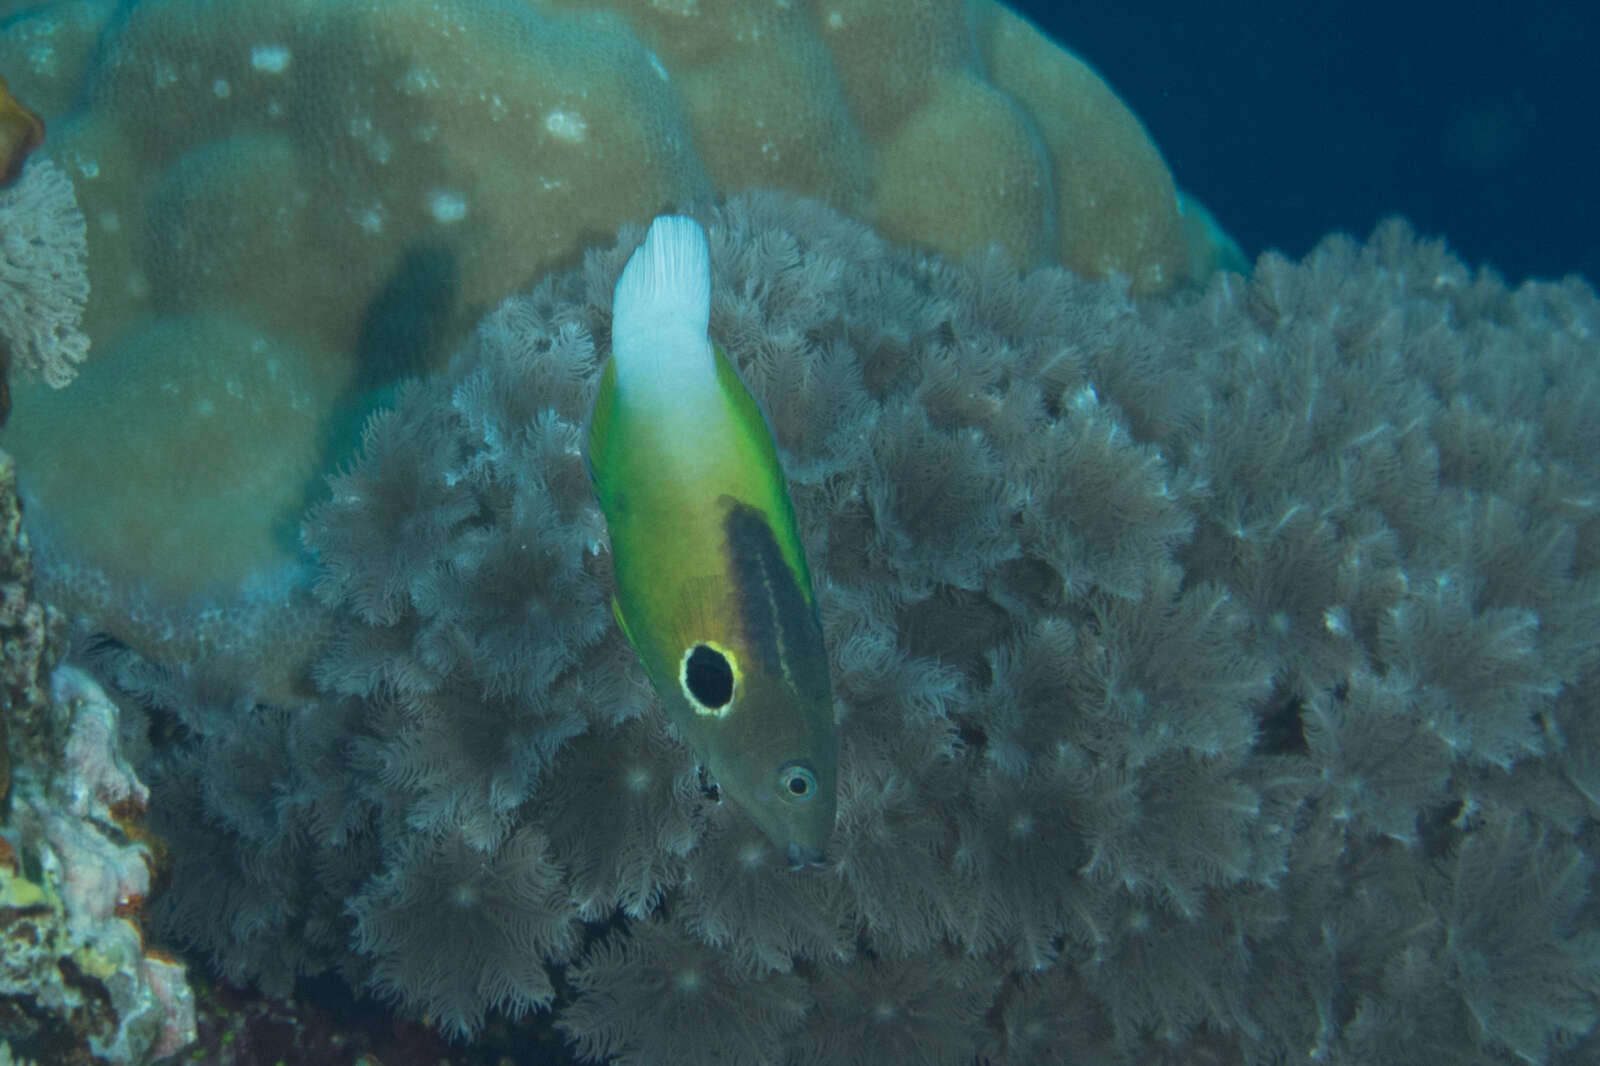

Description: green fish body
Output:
[586,216,837,865]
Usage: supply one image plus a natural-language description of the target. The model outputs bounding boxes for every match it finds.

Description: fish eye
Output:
[778,762,818,803]
[681,642,736,715]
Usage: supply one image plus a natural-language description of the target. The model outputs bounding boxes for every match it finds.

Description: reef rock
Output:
[0,459,194,1064]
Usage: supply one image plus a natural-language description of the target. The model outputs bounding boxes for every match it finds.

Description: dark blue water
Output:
[1015,0,1599,286]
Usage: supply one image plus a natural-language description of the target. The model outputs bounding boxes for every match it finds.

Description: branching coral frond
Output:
[1378,571,1559,768]
[537,715,701,921]
[1443,810,1600,1064]
[349,824,578,1040]
[793,952,994,1066]
[1301,668,1453,845]
[558,919,809,1066]
[0,158,89,388]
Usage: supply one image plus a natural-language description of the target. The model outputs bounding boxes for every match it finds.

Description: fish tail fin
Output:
[611,216,712,389]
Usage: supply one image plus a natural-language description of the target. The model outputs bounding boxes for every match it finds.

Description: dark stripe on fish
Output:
[723,501,830,704]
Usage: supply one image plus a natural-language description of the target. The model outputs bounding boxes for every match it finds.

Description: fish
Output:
[586,215,837,866]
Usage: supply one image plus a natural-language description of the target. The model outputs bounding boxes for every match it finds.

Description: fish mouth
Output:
[786,841,828,870]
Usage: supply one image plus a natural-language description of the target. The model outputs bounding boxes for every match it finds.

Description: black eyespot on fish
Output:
[778,761,817,803]
[684,643,735,710]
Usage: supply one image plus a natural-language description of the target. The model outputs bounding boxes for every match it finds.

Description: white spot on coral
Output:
[825,10,845,29]
[153,61,177,88]
[353,205,385,234]
[195,397,215,417]
[648,52,670,81]
[624,766,651,793]
[487,93,508,121]
[212,78,231,99]
[428,190,467,224]
[266,99,283,118]
[28,43,58,77]
[74,157,100,180]
[398,65,440,95]
[250,44,291,73]
[544,110,587,143]
[224,376,243,399]
[344,114,394,163]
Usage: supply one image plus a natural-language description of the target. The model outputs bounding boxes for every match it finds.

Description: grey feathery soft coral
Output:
[96,193,1600,1064]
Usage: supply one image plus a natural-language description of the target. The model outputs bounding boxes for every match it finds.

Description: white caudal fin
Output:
[610,215,715,404]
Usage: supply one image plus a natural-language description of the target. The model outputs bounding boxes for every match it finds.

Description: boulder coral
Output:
[0,0,1219,669]
[1,0,1209,355]
[6,313,348,602]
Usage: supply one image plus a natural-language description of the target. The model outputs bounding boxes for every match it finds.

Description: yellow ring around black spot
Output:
[680,640,740,717]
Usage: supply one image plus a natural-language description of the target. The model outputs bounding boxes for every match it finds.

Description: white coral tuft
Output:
[0,158,90,388]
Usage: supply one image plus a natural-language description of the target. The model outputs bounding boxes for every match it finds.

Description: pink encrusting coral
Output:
[2,661,197,1065]
[39,665,150,933]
